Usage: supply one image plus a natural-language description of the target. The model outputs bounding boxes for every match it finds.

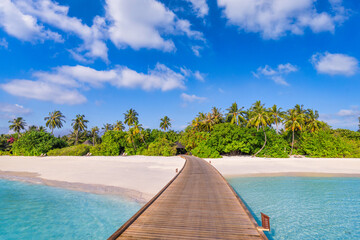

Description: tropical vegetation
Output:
[2,102,360,158]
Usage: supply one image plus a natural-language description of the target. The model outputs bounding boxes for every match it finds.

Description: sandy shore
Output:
[0,156,185,203]
[208,156,360,178]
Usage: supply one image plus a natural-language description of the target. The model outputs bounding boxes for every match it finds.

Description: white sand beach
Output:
[2,155,360,202]
[208,156,360,177]
[0,156,184,202]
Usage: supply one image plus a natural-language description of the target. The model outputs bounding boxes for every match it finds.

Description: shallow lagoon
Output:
[0,179,141,239]
[228,177,360,240]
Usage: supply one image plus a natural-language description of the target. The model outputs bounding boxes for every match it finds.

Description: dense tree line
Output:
[1,101,360,158]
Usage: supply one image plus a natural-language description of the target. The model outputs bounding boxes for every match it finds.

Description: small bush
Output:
[90,131,127,156]
[143,138,176,156]
[47,144,91,156]
[0,150,11,156]
[192,143,221,158]
[12,131,67,156]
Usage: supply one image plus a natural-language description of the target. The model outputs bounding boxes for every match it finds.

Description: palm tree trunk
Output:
[254,126,267,156]
[290,130,295,155]
[51,128,54,135]
[75,131,78,145]
[93,136,95,146]
[276,122,279,134]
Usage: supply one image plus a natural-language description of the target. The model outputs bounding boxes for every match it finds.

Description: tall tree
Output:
[269,105,285,134]
[71,114,88,145]
[284,108,304,155]
[44,110,66,135]
[226,102,245,125]
[133,121,147,147]
[247,101,271,156]
[9,117,26,136]
[305,109,322,133]
[114,121,125,131]
[160,116,171,131]
[91,127,99,146]
[124,108,139,127]
[102,123,113,133]
[211,107,223,124]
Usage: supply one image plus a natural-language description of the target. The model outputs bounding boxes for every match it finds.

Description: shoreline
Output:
[225,172,360,178]
[0,170,151,203]
[0,156,185,203]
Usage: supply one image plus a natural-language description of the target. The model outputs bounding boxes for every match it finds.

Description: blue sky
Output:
[0,0,359,135]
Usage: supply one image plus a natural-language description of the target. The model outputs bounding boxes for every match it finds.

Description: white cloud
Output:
[1,63,189,104]
[13,0,108,61]
[180,67,206,82]
[255,63,298,86]
[0,0,203,62]
[1,79,87,105]
[106,0,203,52]
[181,93,206,102]
[320,106,360,130]
[191,45,203,57]
[186,0,209,18]
[0,103,31,116]
[0,38,8,49]
[0,0,62,42]
[311,52,358,76]
[217,0,347,39]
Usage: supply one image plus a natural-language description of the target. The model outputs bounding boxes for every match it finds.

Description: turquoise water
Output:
[0,179,141,240]
[228,177,360,240]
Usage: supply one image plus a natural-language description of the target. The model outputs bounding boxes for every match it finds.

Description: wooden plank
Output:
[108,156,268,240]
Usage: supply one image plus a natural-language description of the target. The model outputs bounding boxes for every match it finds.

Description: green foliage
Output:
[180,130,210,152]
[90,131,127,156]
[0,150,11,156]
[47,144,91,156]
[143,138,176,156]
[257,131,290,158]
[191,143,221,158]
[298,131,360,158]
[12,131,67,156]
[206,123,261,155]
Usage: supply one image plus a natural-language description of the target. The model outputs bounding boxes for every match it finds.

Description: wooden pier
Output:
[108,156,268,240]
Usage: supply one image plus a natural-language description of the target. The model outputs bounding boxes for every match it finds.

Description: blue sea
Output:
[0,179,141,240]
[228,177,360,240]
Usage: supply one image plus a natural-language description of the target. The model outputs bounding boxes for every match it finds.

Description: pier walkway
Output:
[109,156,268,240]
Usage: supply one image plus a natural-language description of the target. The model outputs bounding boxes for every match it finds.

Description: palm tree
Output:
[133,121,147,147]
[247,101,271,156]
[284,108,304,155]
[102,123,113,133]
[91,127,99,146]
[160,116,171,131]
[38,126,46,132]
[9,117,26,136]
[126,128,137,151]
[44,110,66,135]
[211,107,223,124]
[305,109,321,133]
[124,108,139,127]
[71,114,88,145]
[226,102,245,125]
[114,121,125,131]
[28,125,38,132]
[269,105,285,134]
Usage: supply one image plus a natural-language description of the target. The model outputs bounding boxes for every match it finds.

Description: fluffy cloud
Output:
[1,63,191,104]
[217,0,347,39]
[0,103,31,119]
[0,0,203,61]
[186,0,209,18]
[181,93,206,102]
[320,106,360,129]
[254,63,298,86]
[0,0,62,42]
[311,52,359,76]
[106,0,202,52]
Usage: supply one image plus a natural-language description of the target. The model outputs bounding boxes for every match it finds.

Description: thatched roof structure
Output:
[83,140,93,145]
